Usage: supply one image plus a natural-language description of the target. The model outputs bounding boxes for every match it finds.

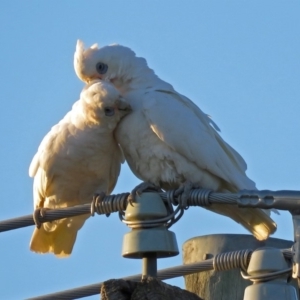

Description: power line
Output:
[1,189,298,299]
[1,189,300,233]
[27,248,292,300]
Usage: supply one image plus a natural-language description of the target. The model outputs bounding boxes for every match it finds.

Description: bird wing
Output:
[28,110,75,208]
[142,89,256,190]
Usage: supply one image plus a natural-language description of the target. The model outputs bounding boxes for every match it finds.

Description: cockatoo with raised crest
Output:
[29,80,131,257]
[73,40,276,240]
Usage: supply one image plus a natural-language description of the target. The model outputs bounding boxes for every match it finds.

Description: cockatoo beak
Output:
[86,75,102,83]
[117,98,131,114]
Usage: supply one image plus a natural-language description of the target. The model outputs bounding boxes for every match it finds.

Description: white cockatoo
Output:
[29,80,131,257]
[73,40,276,241]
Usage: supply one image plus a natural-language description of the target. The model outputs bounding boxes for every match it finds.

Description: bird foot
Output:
[91,192,109,216]
[33,208,49,229]
[174,181,201,209]
[127,182,162,206]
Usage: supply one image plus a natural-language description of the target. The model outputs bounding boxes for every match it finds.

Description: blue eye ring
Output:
[104,107,115,116]
[96,62,108,74]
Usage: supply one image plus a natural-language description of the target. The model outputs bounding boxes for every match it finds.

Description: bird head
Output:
[80,80,131,128]
[74,40,149,92]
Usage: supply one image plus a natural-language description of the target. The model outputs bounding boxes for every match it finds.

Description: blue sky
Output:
[1,1,300,299]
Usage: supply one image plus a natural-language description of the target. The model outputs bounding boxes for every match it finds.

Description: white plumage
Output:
[73,40,276,240]
[29,80,131,257]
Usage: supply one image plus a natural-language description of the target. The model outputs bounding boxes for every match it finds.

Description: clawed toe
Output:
[33,208,48,229]
[128,182,162,206]
[174,181,201,209]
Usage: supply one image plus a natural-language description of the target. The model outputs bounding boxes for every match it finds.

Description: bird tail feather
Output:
[30,215,89,257]
[206,204,276,241]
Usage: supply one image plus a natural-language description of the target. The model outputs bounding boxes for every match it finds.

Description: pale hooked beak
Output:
[117,98,132,114]
[87,74,103,84]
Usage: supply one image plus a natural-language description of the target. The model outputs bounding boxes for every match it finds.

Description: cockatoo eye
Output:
[104,107,115,116]
[96,62,108,74]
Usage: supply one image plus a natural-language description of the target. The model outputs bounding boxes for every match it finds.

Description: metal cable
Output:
[2,189,237,233]
[2,188,300,232]
[1,189,297,298]
[26,260,215,300]
[0,205,91,232]
[120,205,183,229]
[26,248,292,300]
[214,249,252,272]
[26,275,139,300]
[160,189,238,207]
[0,193,129,233]
[241,267,292,282]
[239,247,293,283]
[90,193,129,215]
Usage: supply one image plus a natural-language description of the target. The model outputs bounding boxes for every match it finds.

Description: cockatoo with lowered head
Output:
[73,40,277,241]
[29,80,131,257]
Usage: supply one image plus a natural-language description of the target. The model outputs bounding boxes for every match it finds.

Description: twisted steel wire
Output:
[214,249,252,272]
[0,193,129,232]
[2,188,300,232]
[27,248,292,300]
[160,189,238,206]
[0,205,91,232]
[241,267,292,282]
[91,193,129,215]
[26,260,215,300]
[1,188,296,299]
[120,205,184,229]
[1,188,298,299]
